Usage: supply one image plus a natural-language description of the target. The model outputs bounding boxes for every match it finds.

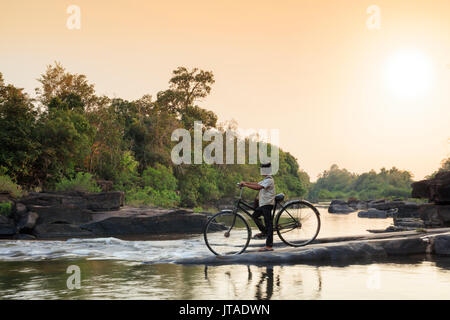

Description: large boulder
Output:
[393,217,425,229]
[412,171,450,204]
[348,199,368,210]
[20,192,87,208]
[358,208,394,219]
[83,192,123,211]
[417,204,450,227]
[27,205,92,225]
[370,200,405,211]
[328,200,355,214]
[33,223,93,239]
[20,191,123,212]
[433,233,450,256]
[0,215,16,237]
[81,210,210,236]
[396,202,420,218]
[16,211,39,233]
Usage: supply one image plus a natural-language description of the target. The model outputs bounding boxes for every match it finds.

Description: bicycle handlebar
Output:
[236,182,244,198]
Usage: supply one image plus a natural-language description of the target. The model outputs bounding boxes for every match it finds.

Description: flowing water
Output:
[1,208,450,300]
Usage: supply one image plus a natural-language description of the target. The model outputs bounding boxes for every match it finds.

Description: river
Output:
[1,208,450,299]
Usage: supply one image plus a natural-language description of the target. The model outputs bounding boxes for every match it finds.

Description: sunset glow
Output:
[385,50,433,99]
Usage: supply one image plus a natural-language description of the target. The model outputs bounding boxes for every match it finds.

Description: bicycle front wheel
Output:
[204,211,251,256]
[275,200,321,247]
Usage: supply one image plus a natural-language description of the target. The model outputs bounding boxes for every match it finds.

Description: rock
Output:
[20,192,86,208]
[328,200,355,214]
[370,200,405,211]
[15,202,28,216]
[412,171,450,204]
[396,202,420,218]
[20,191,123,212]
[83,192,122,211]
[175,234,432,265]
[28,205,92,225]
[33,223,93,239]
[436,205,450,225]
[16,211,38,233]
[0,215,16,237]
[417,204,450,227]
[394,217,425,229]
[358,208,389,218]
[433,233,450,256]
[348,199,368,210]
[382,237,428,255]
[81,209,210,236]
[13,233,36,240]
[368,199,387,207]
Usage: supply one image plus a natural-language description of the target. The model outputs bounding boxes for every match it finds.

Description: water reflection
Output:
[254,267,274,300]
[1,256,450,299]
[203,264,323,300]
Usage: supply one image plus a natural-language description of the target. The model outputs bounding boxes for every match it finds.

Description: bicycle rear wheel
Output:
[204,211,251,256]
[275,200,321,247]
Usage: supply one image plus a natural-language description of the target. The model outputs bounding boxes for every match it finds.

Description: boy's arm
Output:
[240,182,264,190]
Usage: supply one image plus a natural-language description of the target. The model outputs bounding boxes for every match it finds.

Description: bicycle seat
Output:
[275,193,285,202]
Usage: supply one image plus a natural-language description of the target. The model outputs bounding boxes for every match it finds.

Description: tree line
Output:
[0,63,309,207]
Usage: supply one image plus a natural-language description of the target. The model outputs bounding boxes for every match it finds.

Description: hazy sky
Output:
[1,0,449,181]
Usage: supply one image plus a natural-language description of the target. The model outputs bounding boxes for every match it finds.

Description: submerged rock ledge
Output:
[174,228,450,265]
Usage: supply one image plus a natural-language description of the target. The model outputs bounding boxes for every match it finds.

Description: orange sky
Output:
[1,0,449,181]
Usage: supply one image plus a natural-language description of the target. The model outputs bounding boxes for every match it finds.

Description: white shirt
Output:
[258,176,275,206]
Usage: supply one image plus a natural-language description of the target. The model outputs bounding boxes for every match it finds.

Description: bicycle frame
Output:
[229,187,281,229]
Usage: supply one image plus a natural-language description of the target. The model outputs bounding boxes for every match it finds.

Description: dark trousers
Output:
[252,205,274,247]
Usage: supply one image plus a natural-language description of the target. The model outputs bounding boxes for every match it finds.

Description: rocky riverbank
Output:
[327,171,450,232]
[0,191,212,240]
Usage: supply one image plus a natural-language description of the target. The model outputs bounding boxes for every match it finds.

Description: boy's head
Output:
[260,162,272,176]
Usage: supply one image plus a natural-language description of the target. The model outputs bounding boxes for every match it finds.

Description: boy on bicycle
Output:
[239,162,275,252]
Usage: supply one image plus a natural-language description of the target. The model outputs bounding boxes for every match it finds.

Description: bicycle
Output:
[203,184,321,256]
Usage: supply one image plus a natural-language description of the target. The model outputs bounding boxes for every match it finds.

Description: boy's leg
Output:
[262,205,274,247]
[252,207,267,234]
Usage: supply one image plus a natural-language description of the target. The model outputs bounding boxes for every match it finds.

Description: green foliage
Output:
[0,76,39,184]
[54,172,101,193]
[142,164,178,192]
[0,202,11,216]
[125,187,180,208]
[36,107,95,185]
[1,65,311,209]
[309,165,413,201]
[0,175,23,198]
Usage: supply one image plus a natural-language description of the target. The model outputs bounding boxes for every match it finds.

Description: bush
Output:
[0,202,12,216]
[142,164,177,192]
[125,186,180,208]
[55,172,101,193]
[0,175,23,198]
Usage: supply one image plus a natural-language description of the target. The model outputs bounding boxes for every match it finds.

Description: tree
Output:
[35,62,97,110]
[34,99,95,185]
[169,67,215,108]
[0,73,39,185]
[155,67,217,128]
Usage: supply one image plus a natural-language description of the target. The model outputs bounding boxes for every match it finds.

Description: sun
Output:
[384,50,433,99]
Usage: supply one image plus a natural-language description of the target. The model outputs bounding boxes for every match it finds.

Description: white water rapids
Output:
[0,237,213,263]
